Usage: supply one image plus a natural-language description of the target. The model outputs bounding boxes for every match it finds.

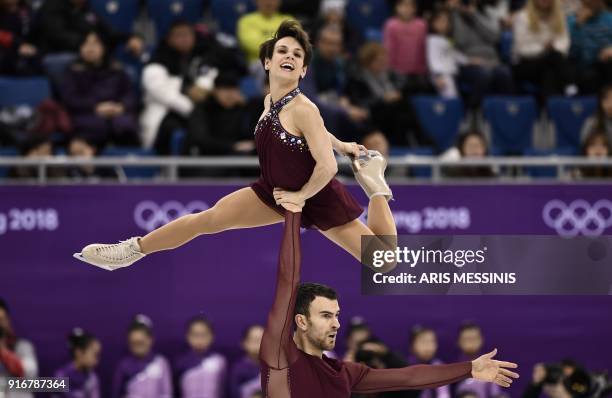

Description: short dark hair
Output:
[259,19,313,77]
[294,283,338,318]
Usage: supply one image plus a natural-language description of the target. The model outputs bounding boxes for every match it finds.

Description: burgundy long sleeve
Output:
[346,361,472,393]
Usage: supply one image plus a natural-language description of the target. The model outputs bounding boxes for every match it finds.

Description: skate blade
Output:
[73,253,115,271]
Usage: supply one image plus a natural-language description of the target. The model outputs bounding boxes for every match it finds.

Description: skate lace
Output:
[95,240,138,261]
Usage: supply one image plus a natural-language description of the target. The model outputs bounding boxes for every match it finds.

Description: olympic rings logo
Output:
[542,199,612,237]
[133,200,210,232]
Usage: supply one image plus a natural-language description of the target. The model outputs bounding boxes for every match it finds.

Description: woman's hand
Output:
[337,141,367,158]
[273,188,305,212]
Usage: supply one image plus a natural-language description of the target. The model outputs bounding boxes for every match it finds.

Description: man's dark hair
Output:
[259,19,313,77]
[294,283,338,318]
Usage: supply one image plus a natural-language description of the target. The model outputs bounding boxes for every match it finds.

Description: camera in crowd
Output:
[536,361,612,398]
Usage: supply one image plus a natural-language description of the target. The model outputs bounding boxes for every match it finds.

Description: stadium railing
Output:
[0,156,611,183]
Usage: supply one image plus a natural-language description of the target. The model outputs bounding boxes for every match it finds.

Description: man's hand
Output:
[471,349,519,387]
[273,188,305,213]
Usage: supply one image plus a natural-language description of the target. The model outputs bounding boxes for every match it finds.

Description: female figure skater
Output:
[75,20,396,272]
[54,328,101,398]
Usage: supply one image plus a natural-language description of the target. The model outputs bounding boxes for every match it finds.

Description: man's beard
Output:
[310,333,336,351]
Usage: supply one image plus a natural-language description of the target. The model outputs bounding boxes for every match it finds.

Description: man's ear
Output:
[295,314,308,331]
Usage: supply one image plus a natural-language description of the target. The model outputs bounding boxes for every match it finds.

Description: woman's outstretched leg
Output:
[140,188,283,254]
[75,188,283,269]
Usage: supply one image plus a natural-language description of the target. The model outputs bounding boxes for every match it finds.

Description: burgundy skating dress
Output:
[250,87,363,230]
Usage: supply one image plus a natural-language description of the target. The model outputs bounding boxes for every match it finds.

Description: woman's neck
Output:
[269,80,299,103]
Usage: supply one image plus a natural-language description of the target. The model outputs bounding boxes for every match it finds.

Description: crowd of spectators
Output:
[0,0,611,179]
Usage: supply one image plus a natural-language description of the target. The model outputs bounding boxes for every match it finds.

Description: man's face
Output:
[298,297,340,351]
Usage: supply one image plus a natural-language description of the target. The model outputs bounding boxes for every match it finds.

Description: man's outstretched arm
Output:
[348,349,519,393]
[259,211,302,370]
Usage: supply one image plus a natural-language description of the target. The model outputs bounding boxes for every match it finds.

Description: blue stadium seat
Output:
[523,147,578,178]
[389,146,434,178]
[89,0,140,34]
[101,147,160,178]
[211,0,255,35]
[547,96,597,151]
[147,0,206,38]
[411,96,464,152]
[239,76,261,99]
[364,28,383,42]
[0,147,18,178]
[171,129,186,155]
[0,77,51,107]
[499,30,513,64]
[482,96,538,155]
[42,53,78,89]
[346,0,390,35]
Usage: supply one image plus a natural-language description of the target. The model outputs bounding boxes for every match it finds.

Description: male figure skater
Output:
[260,210,519,397]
